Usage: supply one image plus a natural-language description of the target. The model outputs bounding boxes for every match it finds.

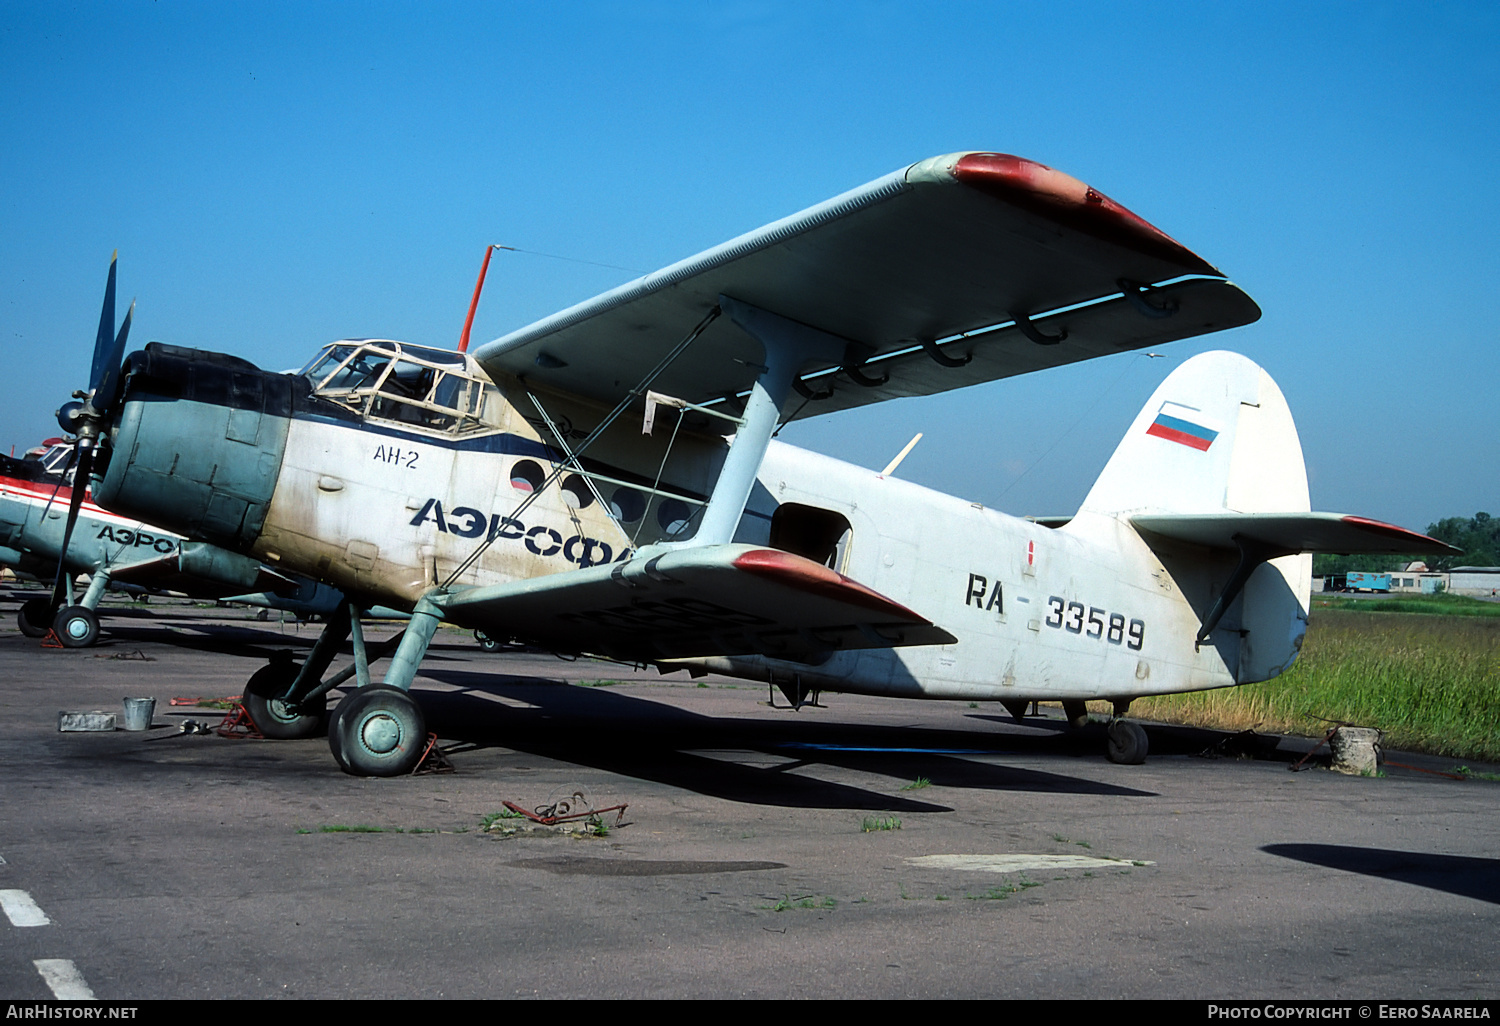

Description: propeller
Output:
[48,252,134,617]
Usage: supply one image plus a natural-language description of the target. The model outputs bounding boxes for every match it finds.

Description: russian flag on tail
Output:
[1146,401,1219,451]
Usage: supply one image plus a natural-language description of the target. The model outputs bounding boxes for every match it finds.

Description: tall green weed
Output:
[1130,611,1500,762]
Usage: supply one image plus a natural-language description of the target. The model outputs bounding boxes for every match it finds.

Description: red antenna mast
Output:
[457,244,499,353]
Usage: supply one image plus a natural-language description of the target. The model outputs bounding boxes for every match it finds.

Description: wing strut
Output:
[664,296,845,549]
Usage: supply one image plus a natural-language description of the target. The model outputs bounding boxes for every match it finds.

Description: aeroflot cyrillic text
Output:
[408,498,626,568]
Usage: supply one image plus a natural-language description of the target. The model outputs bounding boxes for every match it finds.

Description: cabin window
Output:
[510,460,544,493]
[559,473,593,509]
[657,498,692,536]
[305,341,501,436]
[609,487,645,523]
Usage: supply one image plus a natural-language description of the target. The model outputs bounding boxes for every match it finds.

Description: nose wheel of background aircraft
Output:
[1106,719,1148,765]
[17,599,53,638]
[330,685,427,777]
[53,605,100,648]
[242,661,328,740]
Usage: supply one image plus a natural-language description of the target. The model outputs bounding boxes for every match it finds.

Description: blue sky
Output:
[2,1,1496,532]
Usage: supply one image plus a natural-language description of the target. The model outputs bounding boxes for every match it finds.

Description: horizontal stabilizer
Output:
[438,544,956,663]
[1130,513,1458,556]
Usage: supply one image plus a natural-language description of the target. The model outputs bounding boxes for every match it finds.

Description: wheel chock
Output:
[412,733,455,775]
[213,704,264,739]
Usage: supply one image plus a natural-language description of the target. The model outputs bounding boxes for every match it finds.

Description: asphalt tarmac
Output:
[0,587,1496,1000]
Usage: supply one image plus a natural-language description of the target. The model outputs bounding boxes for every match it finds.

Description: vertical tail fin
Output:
[1078,351,1311,684]
[1080,350,1309,518]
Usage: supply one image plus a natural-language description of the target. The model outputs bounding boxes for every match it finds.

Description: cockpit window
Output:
[304,340,500,437]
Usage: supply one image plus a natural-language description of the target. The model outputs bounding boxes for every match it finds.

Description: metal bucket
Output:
[121,697,156,732]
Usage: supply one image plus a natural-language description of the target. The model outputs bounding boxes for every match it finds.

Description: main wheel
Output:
[326,696,354,772]
[241,662,326,740]
[53,605,100,648]
[1106,719,1149,765]
[18,599,53,638]
[335,685,427,777]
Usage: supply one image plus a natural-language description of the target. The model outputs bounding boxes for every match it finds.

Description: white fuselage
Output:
[248,390,1277,705]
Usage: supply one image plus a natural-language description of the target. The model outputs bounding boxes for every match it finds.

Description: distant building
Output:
[1446,567,1500,598]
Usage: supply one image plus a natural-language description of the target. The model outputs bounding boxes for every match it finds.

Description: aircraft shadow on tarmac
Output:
[1263,844,1500,905]
[416,668,1158,812]
[94,619,476,668]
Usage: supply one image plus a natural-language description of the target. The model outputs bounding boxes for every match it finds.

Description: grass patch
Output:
[316,824,389,833]
[900,776,931,791]
[1126,609,1500,762]
[764,895,836,912]
[965,878,1042,900]
[481,810,524,829]
[1313,594,1500,617]
[861,816,902,832]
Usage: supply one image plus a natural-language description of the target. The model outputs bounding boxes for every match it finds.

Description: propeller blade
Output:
[48,442,94,613]
[89,252,119,395]
[91,300,133,415]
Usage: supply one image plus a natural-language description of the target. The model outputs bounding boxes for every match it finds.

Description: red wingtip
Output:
[732,548,931,622]
[949,153,1221,277]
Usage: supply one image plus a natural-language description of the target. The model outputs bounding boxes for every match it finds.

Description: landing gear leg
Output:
[1061,699,1089,729]
[332,595,442,777]
[80,569,111,609]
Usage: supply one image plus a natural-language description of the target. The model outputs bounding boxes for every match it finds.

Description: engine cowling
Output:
[96,343,295,553]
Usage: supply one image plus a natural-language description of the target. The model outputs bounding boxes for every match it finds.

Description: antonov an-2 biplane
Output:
[50,152,1454,774]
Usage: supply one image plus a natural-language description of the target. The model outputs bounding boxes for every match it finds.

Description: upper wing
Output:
[437,543,956,663]
[475,152,1260,421]
[1129,513,1459,556]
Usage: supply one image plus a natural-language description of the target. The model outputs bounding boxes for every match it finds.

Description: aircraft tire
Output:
[54,605,100,648]
[326,697,354,771]
[241,663,326,740]
[1106,720,1148,765]
[18,599,53,638]
[474,630,500,653]
[336,685,427,777]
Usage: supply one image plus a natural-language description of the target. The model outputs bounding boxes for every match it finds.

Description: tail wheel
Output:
[241,662,326,740]
[54,605,100,648]
[18,599,53,638]
[335,685,427,777]
[474,630,500,653]
[1106,720,1149,765]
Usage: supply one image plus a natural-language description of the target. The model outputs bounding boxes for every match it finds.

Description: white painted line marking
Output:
[34,959,95,1000]
[905,854,1155,873]
[0,889,51,927]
